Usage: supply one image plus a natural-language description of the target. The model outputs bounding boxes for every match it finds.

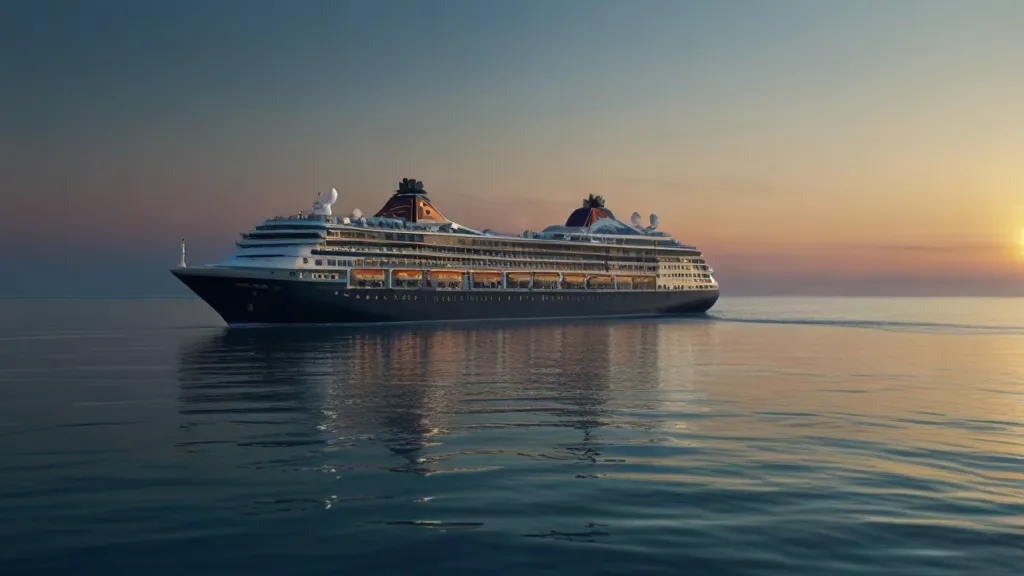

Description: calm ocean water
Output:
[0,297,1021,575]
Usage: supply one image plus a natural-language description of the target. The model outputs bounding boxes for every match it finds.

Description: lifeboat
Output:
[533,272,560,288]
[471,271,503,283]
[350,268,386,288]
[351,268,385,281]
[563,273,586,289]
[633,275,657,289]
[352,268,385,278]
[392,269,423,288]
[507,272,532,287]
[428,269,464,288]
[429,270,463,280]
[392,270,423,281]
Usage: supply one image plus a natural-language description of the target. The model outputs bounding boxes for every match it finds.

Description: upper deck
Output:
[240,179,702,256]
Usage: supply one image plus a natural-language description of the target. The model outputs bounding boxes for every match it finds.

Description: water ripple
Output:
[0,298,1022,575]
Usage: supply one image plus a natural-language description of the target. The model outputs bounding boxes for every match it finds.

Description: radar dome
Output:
[312,188,339,216]
[630,212,642,227]
[351,208,363,219]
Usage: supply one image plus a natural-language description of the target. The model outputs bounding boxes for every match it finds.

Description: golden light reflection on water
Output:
[645,321,1024,513]
[669,322,1023,442]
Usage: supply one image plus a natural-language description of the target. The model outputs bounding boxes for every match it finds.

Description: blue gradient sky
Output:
[2,0,1023,296]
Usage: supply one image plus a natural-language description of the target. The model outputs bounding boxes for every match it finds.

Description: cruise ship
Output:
[171,178,720,326]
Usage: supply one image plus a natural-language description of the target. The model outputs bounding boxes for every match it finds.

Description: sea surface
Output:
[0,297,1021,575]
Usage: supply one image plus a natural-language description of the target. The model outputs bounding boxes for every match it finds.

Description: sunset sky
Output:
[2,0,1023,296]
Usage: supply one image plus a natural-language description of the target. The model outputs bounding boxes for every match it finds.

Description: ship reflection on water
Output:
[174,319,682,478]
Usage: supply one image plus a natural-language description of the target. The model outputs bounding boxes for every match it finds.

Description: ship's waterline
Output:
[172,178,720,325]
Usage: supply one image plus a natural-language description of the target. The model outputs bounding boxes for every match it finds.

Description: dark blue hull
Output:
[171,268,719,326]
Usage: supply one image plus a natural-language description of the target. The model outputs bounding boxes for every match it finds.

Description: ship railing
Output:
[333,267,664,292]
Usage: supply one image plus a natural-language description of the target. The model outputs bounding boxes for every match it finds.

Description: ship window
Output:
[303,258,309,264]
[315,259,323,266]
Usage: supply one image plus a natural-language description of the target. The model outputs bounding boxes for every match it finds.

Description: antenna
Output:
[180,238,187,268]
